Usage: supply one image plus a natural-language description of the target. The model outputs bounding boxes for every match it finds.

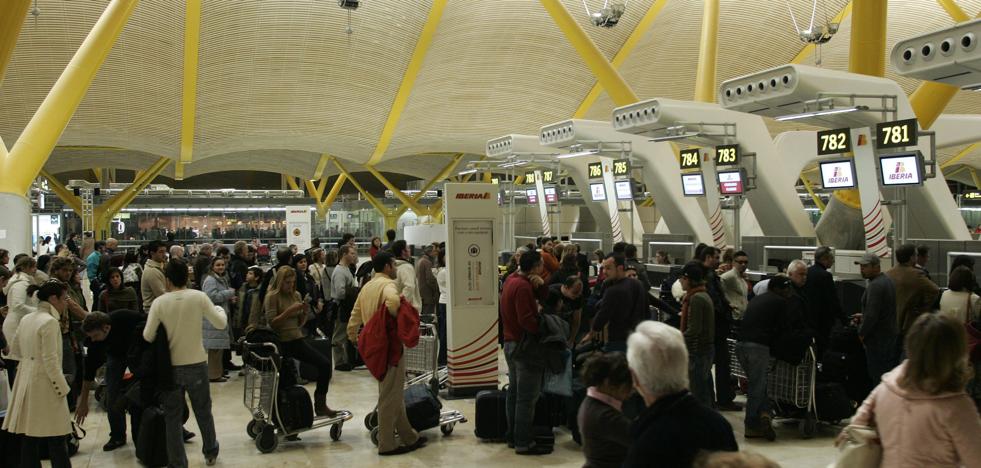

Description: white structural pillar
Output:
[533,170,552,237]
[851,127,891,256]
[0,192,32,255]
[443,183,500,397]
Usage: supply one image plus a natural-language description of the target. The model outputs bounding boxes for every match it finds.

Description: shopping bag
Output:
[543,350,573,397]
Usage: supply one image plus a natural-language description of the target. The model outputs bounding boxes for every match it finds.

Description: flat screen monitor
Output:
[879,152,924,187]
[589,183,607,201]
[819,159,857,189]
[526,189,538,204]
[681,173,705,197]
[614,180,634,200]
[544,186,558,203]
[717,170,745,195]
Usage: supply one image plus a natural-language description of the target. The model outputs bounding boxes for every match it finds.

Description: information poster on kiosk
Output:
[443,183,500,396]
[285,206,312,250]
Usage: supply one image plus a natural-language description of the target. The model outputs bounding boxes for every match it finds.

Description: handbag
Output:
[829,424,882,468]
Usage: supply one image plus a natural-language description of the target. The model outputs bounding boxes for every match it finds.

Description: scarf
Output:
[680,285,707,332]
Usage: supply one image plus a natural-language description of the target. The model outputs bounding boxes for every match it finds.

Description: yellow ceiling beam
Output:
[364,165,426,214]
[98,157,170,217]
[937,0,970,22]
[574,0,669,117]
[175,162,185,180]
[0,0,138,196]
[693,0,720,103]
[540,0,638,107]
[790,2,853,64]
[0,0,31,89]
[413,153,465,197]
[365,0,448,166]
[179,0,201,163]
[322,174,348,207]
[848,0,887,77]
[313,153,331,181]
[285,176,301,192]
[38,169,83,213]
[941,142,981,169]
[91,168,103,184]
[331,158,388,214]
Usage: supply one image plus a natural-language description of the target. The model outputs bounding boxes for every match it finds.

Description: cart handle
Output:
[244,341,280,355]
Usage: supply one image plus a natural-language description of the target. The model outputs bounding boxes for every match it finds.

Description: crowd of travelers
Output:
[1,230,979,468]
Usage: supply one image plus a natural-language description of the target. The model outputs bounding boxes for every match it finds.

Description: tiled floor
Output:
[66,353,842,468]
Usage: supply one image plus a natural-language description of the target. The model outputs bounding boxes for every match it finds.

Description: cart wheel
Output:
[440,422,455,435]
[247,420,262,440]
[364,411,378,430]
[256,425,279,453]
[370,427,380,447]
[799,416,817,439]
[330,423,342,441]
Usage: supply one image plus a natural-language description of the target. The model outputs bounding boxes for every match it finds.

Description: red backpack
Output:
[357,293,420,381]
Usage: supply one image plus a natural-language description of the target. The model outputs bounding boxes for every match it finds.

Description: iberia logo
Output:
[888,161,913,181]
[827,165,850,185]
[832,167,841,177]
[455,192,491,199]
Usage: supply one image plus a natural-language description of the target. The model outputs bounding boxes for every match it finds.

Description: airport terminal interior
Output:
[1,0,981,467]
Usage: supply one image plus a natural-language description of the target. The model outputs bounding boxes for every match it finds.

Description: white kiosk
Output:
[443,183,501,396]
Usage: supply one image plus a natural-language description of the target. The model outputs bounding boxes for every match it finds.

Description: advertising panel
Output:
[681,173,705,197]
[819,159,857,189]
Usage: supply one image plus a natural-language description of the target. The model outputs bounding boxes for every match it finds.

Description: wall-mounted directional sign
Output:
[679,148,701,170]
[715,144,739,166]
[817,128,852,155]
[587,162,603,179]
[541,169,555,183]
[612,159,630,176]
[875,118,918,150]
[964,191,981,201]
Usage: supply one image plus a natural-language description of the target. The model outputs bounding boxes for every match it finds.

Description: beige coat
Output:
[2,302,71,437]
[852,362,981,468]
[347,273,400,343]
[141,259,167,310]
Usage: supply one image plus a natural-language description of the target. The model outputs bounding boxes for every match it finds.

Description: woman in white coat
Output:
[3,280,73,468]
[2,255,39,385]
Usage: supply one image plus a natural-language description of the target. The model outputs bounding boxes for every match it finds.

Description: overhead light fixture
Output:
[499,161,528,168]
[774,105,870,122]
[963,83,981,91]
[457,168,478,175]
[648,132,701,143]
[556,149,599,159]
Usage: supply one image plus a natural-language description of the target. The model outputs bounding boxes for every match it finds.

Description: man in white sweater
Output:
[143,258,226,467]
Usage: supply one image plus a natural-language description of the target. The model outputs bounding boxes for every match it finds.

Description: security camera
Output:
[590,2,625,28]
[338,0,359,10]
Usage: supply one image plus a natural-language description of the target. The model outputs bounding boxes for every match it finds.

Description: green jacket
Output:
[683,292,715,355]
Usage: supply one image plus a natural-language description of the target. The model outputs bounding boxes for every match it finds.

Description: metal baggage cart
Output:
[242,341,353,453]
[364,323,467,445]
[728,339,821,438]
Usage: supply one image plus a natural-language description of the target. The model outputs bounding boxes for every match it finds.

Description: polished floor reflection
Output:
[67,353,841,468]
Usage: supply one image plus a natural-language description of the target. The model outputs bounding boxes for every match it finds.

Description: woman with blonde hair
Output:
[845,313,981,467]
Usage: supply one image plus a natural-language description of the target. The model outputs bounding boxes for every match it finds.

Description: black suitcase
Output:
[474,389,508,441]
[136,406,169,467]
[404,383,442,431]
[277,385,314,431]
[815,382,856,422]
[298,336,332,382]
[532,426,555,451]
[534,392,565,428]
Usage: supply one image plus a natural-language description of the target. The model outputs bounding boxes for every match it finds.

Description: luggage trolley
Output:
[242,342,354,453]
[363,323,467,444]
[728,339,822,438]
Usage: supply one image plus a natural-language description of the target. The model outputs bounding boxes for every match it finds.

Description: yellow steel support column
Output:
[364,166,426,214]
[830,0,887,208]
[38,169,83,213]
[574,0,669,117]
[418,153,464,194]
[91,168,103,184]
[0,0,138,196]
[693,0,720,103]
[848,0,887,77]
[941,143,981,169]
[365,0,448,166]
[801,177,826,213]
[94,157,170,239]
[304,179,327,219]
[285,176,301,192]
[174,162,185,180]
[971,168,981,189]
[179,0,201,163]
[937,0,970,22]
[322,174,348,208]
[0,136,6,158]
[910,82,961,130]
[540,0,639,106]
[0,0,31,88]
[331,158,399,229]
[313,153,331,181]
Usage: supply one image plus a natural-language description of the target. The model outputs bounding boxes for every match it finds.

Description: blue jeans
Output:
[437,303,447,366]
[503,341,546,449]
[865,338,898,384]
[688,345,715,406]
[736,342,771,428]
[162,362,218,468]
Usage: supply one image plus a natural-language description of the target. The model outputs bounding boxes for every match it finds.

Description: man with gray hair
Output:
[803,246,845,354]
[169,244,185,260]
[624,321,737,467]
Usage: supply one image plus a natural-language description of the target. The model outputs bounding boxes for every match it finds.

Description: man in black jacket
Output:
[259,248,294,302]
[699,247,741,411]
[803,246,845,355]
[624,321,737,467]
[227,241,251,291]
[585,254,648,353]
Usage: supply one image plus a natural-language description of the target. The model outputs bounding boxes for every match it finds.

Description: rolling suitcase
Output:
[136,406,169,467]
[815,382,856,422]
[277,385,314,431]
[404,383,442,432]
[474,389,508,441]
[532,426,555,452]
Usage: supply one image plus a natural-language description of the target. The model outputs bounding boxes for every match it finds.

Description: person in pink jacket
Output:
[846,313,981,468]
